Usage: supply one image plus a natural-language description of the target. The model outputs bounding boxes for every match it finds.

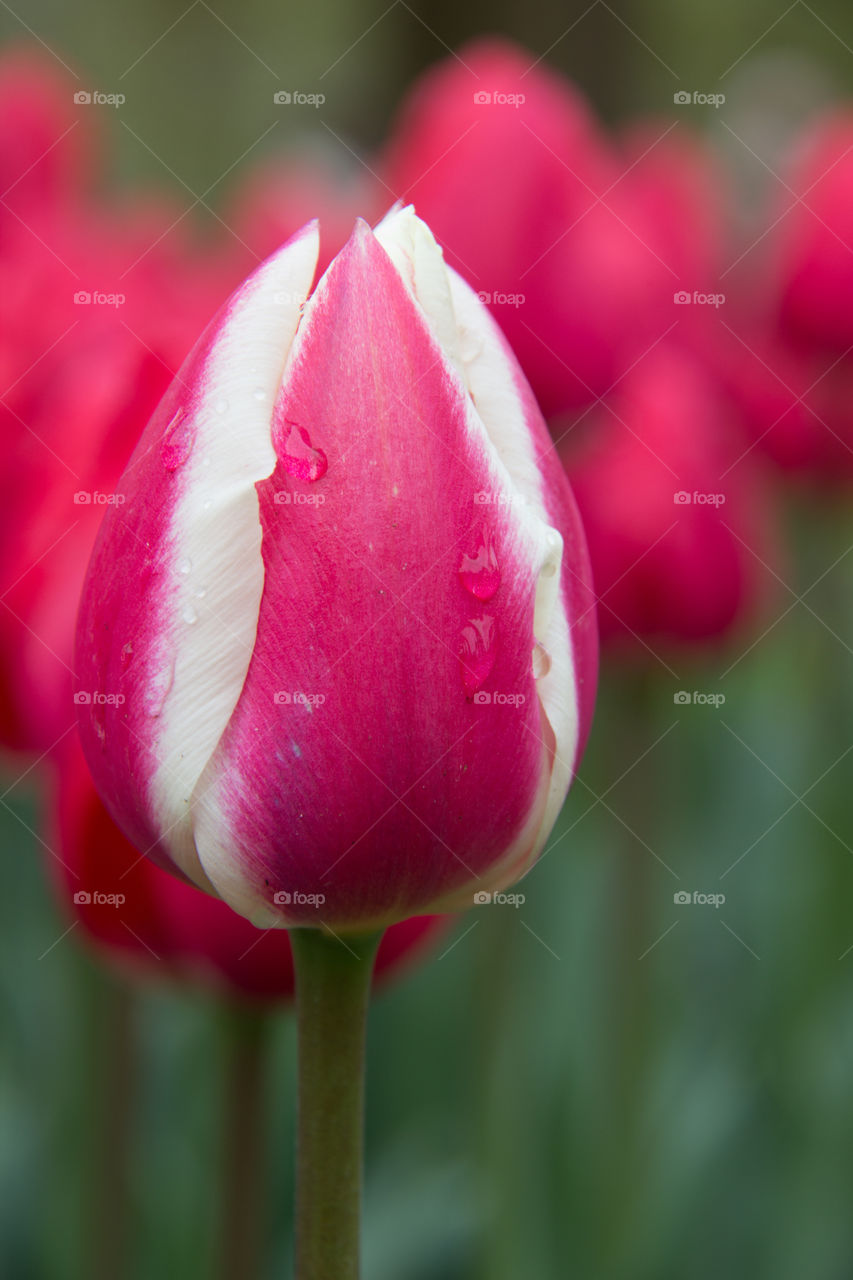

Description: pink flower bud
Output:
[75,208,596,931]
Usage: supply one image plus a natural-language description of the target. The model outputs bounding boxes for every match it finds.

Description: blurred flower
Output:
[380,39,723,419]
[724,111,853,480]
[559,345,774,649]
[0,47,93,214]
[774,112,853,354]
[0,53,242,753]
[76,207,597,932]
[226,150,383,274]
[50,733,444,1001]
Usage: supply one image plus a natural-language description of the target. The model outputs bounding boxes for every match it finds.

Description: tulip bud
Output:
[76,208,596,931]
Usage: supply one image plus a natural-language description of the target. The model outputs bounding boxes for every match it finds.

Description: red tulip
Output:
[775,112,853,353]
[380,39,723,419]
[722,112,853,481]
[559,344,773,648]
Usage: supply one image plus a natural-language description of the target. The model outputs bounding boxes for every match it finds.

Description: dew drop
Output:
[120,642,134,673]
[145,658,175,718]
[177,557,192,576]
[160,409,197,472]
[459,615,497,696]
[194,586,208,600]
[214,398,229,415]
[182,604,198,625]
[458,529,500,601]
[278,421,328,483]
[532,640,552,680]
[252,388,267,401]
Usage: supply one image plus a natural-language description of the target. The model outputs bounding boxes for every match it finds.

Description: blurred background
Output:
[1,1,852,1277]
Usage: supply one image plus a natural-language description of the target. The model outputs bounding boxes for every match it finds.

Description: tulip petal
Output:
[76,223,320,887]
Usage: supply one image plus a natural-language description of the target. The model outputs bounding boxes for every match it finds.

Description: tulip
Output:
[0,48,92,214]
[774,112,853,354]
[76,206,597,933]
[721,326,853,479]
[380,40,722,420]
[559,344,774,648]
[0,50,244,754]
[720,111,853,481]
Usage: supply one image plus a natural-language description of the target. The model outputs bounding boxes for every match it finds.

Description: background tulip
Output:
[76,206,597,931]
[381,40,723,421]
[559,345,775,648]
[723,111,853,481]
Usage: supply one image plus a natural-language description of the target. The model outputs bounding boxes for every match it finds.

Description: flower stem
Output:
[219,1004,270,1280]
[91,976,135,1280]
[289,926,383,1280]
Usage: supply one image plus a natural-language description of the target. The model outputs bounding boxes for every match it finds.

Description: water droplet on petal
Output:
[182,604,198,625]
[177,557,192,576]
[145,658,175,717]
[532,641,552,680]
[214,398,229,415]
[194,586,207,600]
[161,410,196,472]
[120,642,134,673]
[252,388,267,401]
[278,421,328,483]
[458,529,500,601]
[459,615,497,696]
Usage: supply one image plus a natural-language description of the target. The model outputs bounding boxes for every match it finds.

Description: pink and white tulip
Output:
[75,207,597,931]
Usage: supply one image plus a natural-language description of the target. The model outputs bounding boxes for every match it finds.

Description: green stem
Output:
[219,1005,270,1280]
[290,926,383,1280]
[92,976,135,1280]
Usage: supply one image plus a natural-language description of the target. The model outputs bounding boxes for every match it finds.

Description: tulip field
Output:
[1,3,852,1278]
